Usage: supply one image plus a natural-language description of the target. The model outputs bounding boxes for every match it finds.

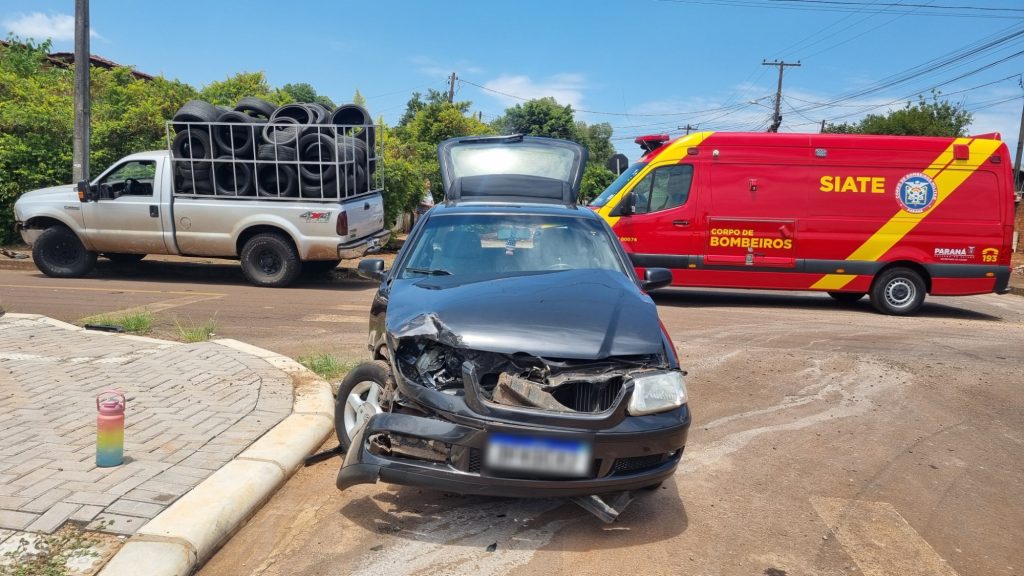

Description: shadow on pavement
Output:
[338,477,688,552]
[650,288,1003,322]
[47,260,380,291]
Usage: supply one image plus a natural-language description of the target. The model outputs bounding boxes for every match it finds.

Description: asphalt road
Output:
[2,261,1022,576]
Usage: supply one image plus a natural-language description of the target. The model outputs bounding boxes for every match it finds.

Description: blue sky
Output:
[3,1,1023,160]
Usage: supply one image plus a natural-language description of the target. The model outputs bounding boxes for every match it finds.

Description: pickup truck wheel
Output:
[828,291,864,304]
[104,253,146,264]
[869,267,926,316]
[334,360,391,451]
[239,233,301,287]
[32,227,97,278]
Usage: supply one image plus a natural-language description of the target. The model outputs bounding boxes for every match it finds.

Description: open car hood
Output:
[437,135,586,205]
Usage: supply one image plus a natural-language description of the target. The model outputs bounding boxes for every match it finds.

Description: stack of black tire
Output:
[170,97,377,199]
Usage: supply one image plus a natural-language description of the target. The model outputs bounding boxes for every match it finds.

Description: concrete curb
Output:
[96,338,334,576]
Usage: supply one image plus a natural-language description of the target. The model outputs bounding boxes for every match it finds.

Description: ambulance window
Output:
[636,164,693,214]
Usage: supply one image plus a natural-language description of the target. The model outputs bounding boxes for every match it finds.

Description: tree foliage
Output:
[0,37,194,241]
[824,93,972,137]
[493,97,576,140]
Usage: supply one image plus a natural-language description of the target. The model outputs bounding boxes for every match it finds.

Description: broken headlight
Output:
[627,371,687,416]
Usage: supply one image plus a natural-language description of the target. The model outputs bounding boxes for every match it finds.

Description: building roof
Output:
[45,51,154,81]
[0,40,154,81]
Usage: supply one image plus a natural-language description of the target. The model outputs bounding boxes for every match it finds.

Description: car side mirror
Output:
[614,193,636,217]
[642,267,672,291]
[357,258,386,282]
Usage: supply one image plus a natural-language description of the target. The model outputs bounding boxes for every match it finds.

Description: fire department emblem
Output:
[895,172,938,214]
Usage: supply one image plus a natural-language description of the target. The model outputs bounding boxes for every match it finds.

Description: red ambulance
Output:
[590,131,1015,315]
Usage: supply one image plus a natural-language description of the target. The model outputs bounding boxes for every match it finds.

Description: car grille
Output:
[612,453,668,474]
[550,380,623,412]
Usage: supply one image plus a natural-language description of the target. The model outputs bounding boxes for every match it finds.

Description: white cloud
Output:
[2,12,102,42]
[481,74,586,109]
[411,55,483,79]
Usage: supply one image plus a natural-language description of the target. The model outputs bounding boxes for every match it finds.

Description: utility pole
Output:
[762,60,800,133]
[678,124,695,135]
[820,119,826,133]
[73,0,90,185]
[1014,95,1024,193]
[447,72,457,103]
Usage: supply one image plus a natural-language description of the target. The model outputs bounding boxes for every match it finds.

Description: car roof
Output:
[428,202,602,220]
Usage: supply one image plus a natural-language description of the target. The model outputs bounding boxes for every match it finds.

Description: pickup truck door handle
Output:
[672,220,689,227]
[149,205,159,218]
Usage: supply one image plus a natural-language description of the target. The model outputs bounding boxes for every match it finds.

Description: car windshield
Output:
[589,162,645,208]
[398,213,627,280]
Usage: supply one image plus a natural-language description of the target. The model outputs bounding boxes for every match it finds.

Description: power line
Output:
[457,77,758,117]
[790,25,1024,113]
[758,0,1024,14]
[658,0,1024,18]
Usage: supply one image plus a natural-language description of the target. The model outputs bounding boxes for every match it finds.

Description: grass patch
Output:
[80,310,154,334]
[174,317,217,343]
[0,523,108,576]
[298,352,356,381]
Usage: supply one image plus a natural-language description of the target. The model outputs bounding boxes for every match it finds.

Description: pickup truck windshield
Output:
[589,162,645,208]
[399,214,626,280]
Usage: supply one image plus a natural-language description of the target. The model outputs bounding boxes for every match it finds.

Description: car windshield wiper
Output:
[404,267,453,276]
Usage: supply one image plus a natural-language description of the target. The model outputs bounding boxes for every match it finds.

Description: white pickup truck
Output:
[13,147,388,288]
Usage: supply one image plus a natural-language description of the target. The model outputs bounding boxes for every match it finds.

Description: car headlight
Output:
[627,371,687,416]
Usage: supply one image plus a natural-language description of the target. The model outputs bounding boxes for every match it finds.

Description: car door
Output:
[613,163,698,271]
[82,159,169,253]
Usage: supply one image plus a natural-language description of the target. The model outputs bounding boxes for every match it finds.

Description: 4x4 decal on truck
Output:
[810,137,1001,291]
[300,211,332,223]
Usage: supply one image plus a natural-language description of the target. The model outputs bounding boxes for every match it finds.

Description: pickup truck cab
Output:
[14,150,388,287]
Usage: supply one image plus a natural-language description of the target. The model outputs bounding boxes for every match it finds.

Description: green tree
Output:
[575,121,614,166]
[580,163,615,204]
[279,82,335,108]
[387,91,492,208]
[352,88,366,107]
[198,72,277,106]
[824,93,972,137]
[492,97,578,140]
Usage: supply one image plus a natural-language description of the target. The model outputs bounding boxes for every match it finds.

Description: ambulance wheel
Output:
[870,267,925,316]
[828,291,864,304]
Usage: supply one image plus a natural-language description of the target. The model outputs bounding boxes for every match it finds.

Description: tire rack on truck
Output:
[13,121,387,287]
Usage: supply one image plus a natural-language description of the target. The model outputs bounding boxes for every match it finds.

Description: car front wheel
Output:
[334,360,391,451]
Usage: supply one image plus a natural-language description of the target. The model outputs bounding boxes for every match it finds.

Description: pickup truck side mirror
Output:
[641,267,673,291]
[77,181,92,202]
[357,258,386,282]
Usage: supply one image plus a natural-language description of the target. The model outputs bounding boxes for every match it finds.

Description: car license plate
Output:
[485,434,591,477]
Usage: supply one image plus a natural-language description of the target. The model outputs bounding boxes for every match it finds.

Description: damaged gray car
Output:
[335,135,690,506]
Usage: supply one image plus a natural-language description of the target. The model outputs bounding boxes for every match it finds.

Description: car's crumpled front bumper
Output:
[337,405,690,498]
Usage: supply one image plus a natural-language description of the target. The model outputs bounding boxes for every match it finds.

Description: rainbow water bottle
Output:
[96,390,125,467]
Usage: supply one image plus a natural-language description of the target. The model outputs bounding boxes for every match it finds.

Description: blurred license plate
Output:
[485,434,591,477]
